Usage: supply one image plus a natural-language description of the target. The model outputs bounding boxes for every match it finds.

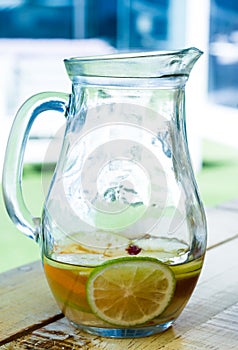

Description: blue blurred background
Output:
[0,0,238,108]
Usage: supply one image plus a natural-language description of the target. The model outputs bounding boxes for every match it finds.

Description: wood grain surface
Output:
[1,203,238,349]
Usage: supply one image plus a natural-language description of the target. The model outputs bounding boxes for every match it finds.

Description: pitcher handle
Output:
[2,91,69,241]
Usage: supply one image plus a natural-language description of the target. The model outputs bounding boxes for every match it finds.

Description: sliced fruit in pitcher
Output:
[58,230,130,256]
[86,257,175,326]
[44,257,92,313]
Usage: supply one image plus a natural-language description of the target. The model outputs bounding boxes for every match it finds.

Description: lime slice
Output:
[65,231,130,252]
[86,257,175,326]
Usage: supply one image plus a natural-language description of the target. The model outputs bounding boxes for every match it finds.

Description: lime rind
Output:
[86,256,176,327]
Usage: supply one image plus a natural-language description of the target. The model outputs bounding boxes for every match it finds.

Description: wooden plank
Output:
[206,207,238,249]
[0,203,238,346]
[0,261,62,344]
[174,237,238,333]
[1,238,238,349]
[218,198,238,211]
[158,303,238,350]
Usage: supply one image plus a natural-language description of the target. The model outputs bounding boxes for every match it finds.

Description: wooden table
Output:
[1,200,238,349]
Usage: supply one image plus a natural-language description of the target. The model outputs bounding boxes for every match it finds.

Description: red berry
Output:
[126,244,142,255]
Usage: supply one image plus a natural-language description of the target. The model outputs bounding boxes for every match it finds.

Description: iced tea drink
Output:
[43,233,204,337]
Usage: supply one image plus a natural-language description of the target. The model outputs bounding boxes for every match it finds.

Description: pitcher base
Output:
[70,320,174,338]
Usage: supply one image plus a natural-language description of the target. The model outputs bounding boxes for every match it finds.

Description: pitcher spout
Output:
[177,47,203,76]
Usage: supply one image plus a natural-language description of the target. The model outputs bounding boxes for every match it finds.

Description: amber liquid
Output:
[44,253,203,328]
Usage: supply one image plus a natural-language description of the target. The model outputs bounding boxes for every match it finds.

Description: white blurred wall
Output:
[0,38,114,175]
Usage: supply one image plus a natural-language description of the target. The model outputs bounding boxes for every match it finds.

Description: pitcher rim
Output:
[64,47,203,64]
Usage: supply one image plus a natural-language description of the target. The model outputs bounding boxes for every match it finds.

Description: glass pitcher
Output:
[2,48,207,338]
